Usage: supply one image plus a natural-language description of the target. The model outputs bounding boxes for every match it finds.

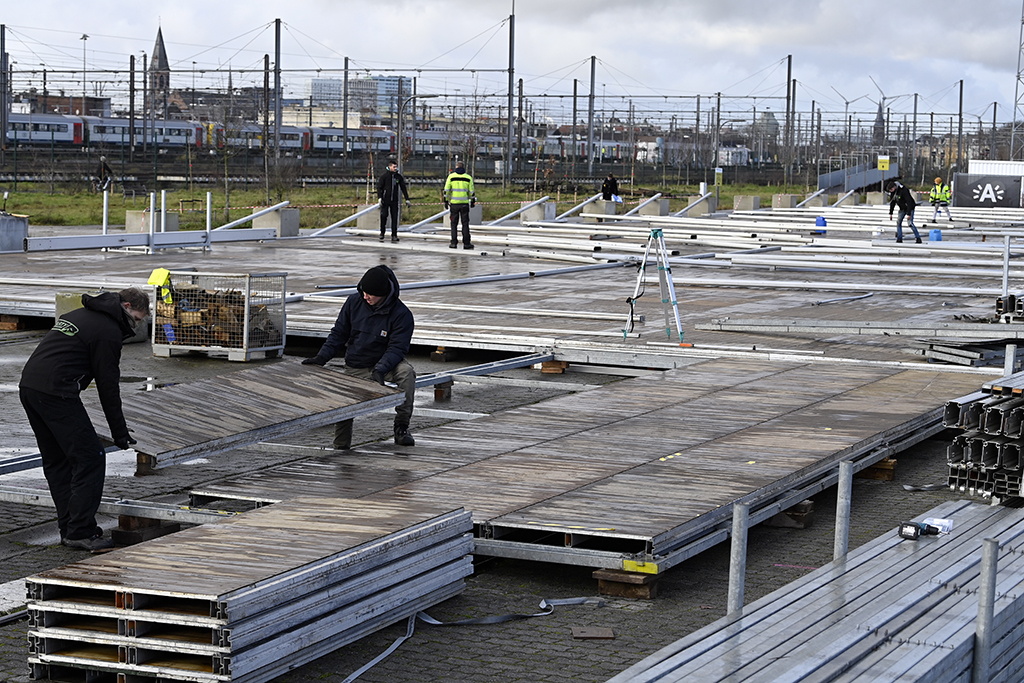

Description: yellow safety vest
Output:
[444,172,475,204]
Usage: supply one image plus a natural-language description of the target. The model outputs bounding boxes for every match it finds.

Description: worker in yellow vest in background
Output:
[443,162,476,250]
[929,177,953,223]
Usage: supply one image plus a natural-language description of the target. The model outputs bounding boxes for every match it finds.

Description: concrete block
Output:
[733,195,761,211]
[519,201,556,224]
[253,208,300,237]
[865,192,887,205]
[772,194,799,209]
[834,193,860,206]
[126,210,179,232]
[803,194,833,208]
[0,214,28,253]
[356,204,379,232]
[582,200,618,223]
[56,291,149,343]
[685,195,718,216]
[638,199,670,216]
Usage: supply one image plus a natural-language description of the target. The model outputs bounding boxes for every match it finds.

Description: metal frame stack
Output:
[26,498,473,683]
[945,374,1024,500]
[607,500,1024,683]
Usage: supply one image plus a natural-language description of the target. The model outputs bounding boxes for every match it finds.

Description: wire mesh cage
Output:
[152,271,287,361]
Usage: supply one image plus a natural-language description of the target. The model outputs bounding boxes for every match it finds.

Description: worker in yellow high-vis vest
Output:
[442,162,476,250]
[929,177,953,223]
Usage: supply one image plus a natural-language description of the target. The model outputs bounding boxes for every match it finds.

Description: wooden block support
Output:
[430,346,459,362]
[763,499,815,529]
[856,457,897,481]
[0,314,26,331]
[112,520,181,546]
[540,360,569,374]
[593,569,659,599]
[434,380,453,403]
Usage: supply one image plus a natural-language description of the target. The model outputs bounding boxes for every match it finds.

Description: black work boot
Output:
[394,424,415,446]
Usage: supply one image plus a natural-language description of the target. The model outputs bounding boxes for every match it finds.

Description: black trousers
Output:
[380,202,400,235]
[19,386,106,541]
[449,204,471,245]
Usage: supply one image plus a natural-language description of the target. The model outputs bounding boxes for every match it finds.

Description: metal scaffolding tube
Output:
[487,195,551,225]
[554,193,602,220]
[309,203,381,237]
[213,201,290,231]
[622,193,663,217]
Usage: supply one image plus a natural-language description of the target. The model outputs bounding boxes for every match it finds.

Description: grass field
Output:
[1,180,830,229]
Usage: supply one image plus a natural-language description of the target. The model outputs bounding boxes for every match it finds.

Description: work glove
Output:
[302,355,328,366]
[371,370,386,386]
[115,435,137,451]
[444,201,450,210]
[405,199,412,208]
[470,198,476,208]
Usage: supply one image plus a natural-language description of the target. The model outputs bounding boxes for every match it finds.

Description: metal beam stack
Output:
[607,500,1024,683]
[945,374,1024,500]
[25,498,473,683]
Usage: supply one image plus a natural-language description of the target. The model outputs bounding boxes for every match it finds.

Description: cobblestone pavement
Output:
[0,334,976,682]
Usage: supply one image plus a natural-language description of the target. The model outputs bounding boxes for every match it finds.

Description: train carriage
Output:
[5,113,83,145]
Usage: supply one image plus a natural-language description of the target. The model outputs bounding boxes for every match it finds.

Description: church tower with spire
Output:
[150,27,171,118]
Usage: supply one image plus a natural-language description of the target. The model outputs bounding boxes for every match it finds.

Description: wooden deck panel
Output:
[84,363,402,468]
[195,358,984,559]
[30,498,464,598]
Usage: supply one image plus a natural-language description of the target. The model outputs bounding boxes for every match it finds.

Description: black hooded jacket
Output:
[376,168,410,205]
[888,183,918,214]
[20,292,135,442]
[314,265,414,374]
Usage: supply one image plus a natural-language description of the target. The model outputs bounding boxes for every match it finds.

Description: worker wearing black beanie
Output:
[302,265,417,448]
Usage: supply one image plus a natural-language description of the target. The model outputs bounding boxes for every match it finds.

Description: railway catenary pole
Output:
[506,6,515,185]
[957,79,964,171]
[571,79,578,178]
[141,53,147,156]
[274,18,282,162]
[129,55,135,162]
[343,57,349,174]
[587,55,595,176]
[1,24,7,160]
[517,78,524,173]
[784,54,792,185]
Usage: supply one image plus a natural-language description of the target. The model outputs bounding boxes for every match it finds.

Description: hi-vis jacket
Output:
[929,183,951,204]
[443,171,476,205]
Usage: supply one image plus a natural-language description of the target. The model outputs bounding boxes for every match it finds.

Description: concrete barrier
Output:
[638,199,670,216]
[126,210,179,232]
[865,192,887,205]
[519,201,556,224]
[685,195,718,216]
[772,194,798,209]
[0,214,28,253]
[254,208,300,237]
[802,194,833,208]
[834,193,860,207]
[733,196,760,211]
[582,199,618,223]
[356,204,379,232]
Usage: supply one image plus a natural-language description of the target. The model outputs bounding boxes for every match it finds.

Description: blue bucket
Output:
[815,216,827,227]
[929,229,942,242]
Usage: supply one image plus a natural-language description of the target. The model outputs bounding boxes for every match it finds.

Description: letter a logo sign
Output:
[972,183,1005,203]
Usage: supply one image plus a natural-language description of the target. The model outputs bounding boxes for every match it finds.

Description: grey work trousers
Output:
[333,359,416,449]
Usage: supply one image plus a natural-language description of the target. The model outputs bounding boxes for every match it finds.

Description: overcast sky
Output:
[3,0,1021,128]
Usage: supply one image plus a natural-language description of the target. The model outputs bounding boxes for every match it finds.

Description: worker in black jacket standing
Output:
[302,265,417,449]
[886,178,921,244]
[19,288,150,551]
[376,161,411,243]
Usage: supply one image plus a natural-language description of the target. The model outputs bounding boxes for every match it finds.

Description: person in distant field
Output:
[376,161,411,243]
[19,288,150,552]
[96,156,113,192]
[929,176,954,223]
[601,173,619,201]
[302,265,417,449]
[443,162,476,249]
[886,178,921,244]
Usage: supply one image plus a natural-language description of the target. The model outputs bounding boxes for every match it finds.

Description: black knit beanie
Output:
[359,266,391,296]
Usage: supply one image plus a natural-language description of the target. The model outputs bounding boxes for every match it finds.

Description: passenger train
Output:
[4,113,540,160]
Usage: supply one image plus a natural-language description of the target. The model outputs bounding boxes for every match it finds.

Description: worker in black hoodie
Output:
[887,178,922,244]
[376,161,411,243]
[19,288,150,551]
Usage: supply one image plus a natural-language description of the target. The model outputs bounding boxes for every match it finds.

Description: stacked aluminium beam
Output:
[26,498,473,683]
[945,372,1024,500]
[607,500,1024,682]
